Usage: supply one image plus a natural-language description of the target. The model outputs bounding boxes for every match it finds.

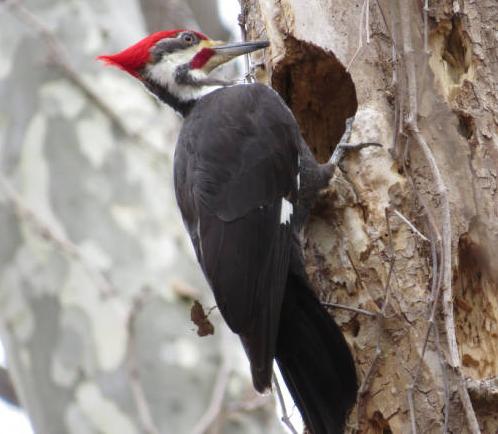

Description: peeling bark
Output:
[244,0,497,432]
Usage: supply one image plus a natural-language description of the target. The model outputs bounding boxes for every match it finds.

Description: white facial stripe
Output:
[280,198,293,225]
[146,48,220,102]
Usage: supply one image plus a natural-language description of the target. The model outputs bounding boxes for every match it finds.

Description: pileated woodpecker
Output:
[99,30,371,434]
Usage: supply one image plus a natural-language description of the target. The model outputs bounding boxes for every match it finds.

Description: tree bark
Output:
[243,0,497,433]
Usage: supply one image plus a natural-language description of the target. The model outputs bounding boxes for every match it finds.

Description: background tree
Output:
[0,0,284,433]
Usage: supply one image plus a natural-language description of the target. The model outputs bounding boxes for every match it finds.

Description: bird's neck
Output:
[144,79,222,117]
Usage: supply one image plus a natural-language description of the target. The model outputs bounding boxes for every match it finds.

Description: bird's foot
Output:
[327,116,382,171]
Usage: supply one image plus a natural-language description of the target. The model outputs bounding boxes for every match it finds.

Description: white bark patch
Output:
[65,402,95,434]
[76,382,138,434]
[61,263,129,371]
[21,113,65,236]
[0,266,35,342]
[280,198,293,224]
[160,338,200,368]
[350,107,404,211]
[76,111,114,168]
[110,204,144,234]
[343,207,369,254]
[40,80,86,119]
[79,240,112,270]
[143,234,177,269]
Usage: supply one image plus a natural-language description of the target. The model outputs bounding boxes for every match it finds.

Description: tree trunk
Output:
[243,0,498,433]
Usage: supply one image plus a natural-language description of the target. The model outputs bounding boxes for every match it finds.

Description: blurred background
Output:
[0,0,290,432]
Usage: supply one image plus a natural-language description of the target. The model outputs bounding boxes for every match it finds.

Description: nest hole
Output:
[441,15,472,83]
[456,111,475,140]
[272,36,358,163]
[455,229,498,377]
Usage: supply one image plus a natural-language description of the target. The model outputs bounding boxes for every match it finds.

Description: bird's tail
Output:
[275,273,358,434]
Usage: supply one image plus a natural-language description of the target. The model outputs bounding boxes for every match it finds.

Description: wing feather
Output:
[174,83,300,390]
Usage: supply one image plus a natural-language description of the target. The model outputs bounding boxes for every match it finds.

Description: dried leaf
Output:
[190,300,215,337]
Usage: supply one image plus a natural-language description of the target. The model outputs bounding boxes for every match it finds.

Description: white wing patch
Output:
[296,155,301,190]
[280,198,293,225]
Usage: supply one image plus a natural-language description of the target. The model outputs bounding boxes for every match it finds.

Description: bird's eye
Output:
[182,33,194,44]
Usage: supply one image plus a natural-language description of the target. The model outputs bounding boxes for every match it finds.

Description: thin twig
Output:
[226,393,270,414]
[323,302,376,317]
[4,0,168,163]
[398,2,480,432]
[423,0,429,55]
[356,208,395,429]
[346,250,369,294]
[238,3,253,84]
[191,330,232,434]
[381,207,395,314]
[346,0,367,71]
[434,324,450,434]
[407,383,417,434]
[126,292,161,434]
[0,173,116,299]
[273,372,298,434]
[408,222,442,401]
[365,0,370,44]
[392,209,430,242]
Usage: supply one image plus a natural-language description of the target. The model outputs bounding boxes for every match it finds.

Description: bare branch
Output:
[273,372,298,434]
[391,209,430,242]
[0,174,116,299]
[346,250,369,295]
[356,208,395,429]
[126,292,161,434]
[407,383,417,434]
[238,2,253,84]
[423,0,429,55]
[398,2,480,432]
[346,0,367,71]
[3,0,169,164]
[435,325,450,434]
[365,0,370,44]
[226,393,271,414]
[191,330,232,434]
[323,302,376,318]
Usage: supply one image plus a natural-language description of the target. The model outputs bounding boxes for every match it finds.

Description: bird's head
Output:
[98,29,269,115]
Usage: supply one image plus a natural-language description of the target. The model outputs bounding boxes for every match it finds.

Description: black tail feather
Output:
[275,273,358,434]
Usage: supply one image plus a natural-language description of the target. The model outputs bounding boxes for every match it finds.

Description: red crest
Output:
[98,30,208,78]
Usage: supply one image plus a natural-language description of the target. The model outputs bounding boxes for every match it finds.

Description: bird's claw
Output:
[326,116,383,173]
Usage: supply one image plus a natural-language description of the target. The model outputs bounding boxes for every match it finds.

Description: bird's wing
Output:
[174,84,300,388]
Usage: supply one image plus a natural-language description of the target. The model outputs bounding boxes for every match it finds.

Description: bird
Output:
[99,29,370,434]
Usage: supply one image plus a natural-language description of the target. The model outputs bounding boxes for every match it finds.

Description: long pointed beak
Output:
[212,40,269,58]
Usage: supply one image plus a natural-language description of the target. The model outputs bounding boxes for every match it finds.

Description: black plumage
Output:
[174,83,358,433]
[99,31,360,434]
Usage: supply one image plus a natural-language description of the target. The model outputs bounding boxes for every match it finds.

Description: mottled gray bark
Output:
[0,0,284,433]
